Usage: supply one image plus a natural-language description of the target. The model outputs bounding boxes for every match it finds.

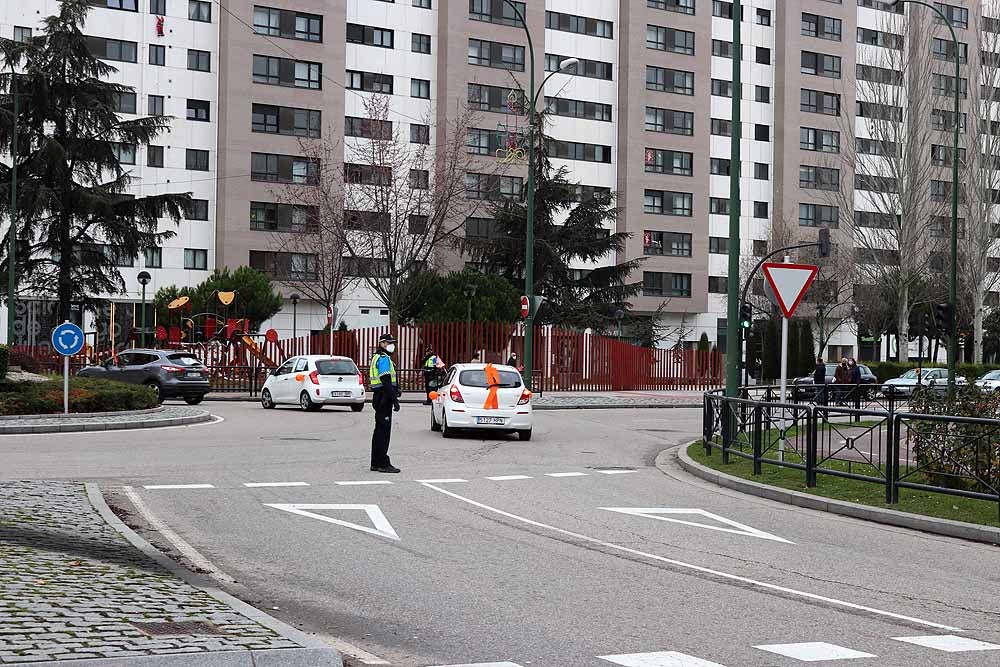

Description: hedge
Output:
[0,377,158,416]
[864,361,1000,383]
[0,345,7,381]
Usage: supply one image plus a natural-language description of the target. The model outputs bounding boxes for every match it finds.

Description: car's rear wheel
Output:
[300,391,322,412]
[441,412,456,438]
[145,382,162,404]
[184,395,204,406]
[517,428,532,441]
[430,406,441,432]
[350,403,364,412]
[261,389,275,409]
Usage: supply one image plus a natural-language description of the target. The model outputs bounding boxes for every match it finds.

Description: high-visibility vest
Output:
[369,353,397,387]
[423,355,437,369]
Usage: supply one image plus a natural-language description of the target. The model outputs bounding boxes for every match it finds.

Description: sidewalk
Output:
[0,481,340,666]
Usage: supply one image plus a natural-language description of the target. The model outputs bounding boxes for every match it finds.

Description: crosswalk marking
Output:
[485,475,533,481]
[893,635,1000,653]
[599,651,727,666]
[754,642,876,661]
[427,663,524,667]
[243,482,309,488]
[335,480,394,486]
[594,469,638,475]
[143,484,215,490]
[545,472,588,477]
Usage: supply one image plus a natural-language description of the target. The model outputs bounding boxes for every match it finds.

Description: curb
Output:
[0,407,165,421]
[82,482,342,667]
[203,394,701,410]
[0,410,214,434]
[672,443,1000,546]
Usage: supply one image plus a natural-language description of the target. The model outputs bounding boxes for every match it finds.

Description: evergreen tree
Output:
[471,117,643,330]
[154,267,283,333]
[0,0,189,321]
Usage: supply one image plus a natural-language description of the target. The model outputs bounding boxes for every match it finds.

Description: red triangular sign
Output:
[761,263,818,318]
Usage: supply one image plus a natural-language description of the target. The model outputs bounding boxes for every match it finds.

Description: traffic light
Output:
[818,226,831,258]
[934,302,953,332]
[739,302,753,329]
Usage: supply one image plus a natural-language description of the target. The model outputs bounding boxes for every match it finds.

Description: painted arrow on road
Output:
[265,503,400,540]
[600,508,793,544]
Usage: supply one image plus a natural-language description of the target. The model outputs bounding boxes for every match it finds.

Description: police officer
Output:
[421,346,444,405]
[369,333,401,473]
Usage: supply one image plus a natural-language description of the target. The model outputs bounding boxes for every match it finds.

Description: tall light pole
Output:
[464,283,477,361]
[4,50,17,347]
[502,0,576,390]
[890,0,960,391]
[137,271,151,348]
[725,1,742,399]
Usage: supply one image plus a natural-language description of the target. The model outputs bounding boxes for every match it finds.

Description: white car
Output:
[430,363,533,440]
[975,370,1000,390]
[261,355,366,412]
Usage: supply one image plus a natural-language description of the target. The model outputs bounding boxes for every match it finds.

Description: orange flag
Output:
[483,363,500,410]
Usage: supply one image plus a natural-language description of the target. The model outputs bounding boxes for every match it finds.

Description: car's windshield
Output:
[316,359,358,375]
[825,364,838,373]
[167,354,202,367]
[860,365,872,375]
[459,369,522,388]
[900,369,919,379]
[982,370,1000,380]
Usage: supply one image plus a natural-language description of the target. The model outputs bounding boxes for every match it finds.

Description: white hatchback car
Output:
[430,363,533,440]
[261,355,366,412]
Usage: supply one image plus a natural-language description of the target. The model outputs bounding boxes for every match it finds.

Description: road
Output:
[3,402,999,667]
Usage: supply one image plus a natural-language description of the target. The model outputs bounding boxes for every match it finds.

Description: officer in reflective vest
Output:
[421,346,444,405]
[369,333,401,473]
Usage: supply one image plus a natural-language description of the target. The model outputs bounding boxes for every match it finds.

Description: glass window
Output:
[410,124,430,144]
[186,99,210,122]
[294,61,321,89]
[149,44,165,66]
[113,92,136,114]
[148,95,164,116]
[185,149,209,171]
[13,27,31,43]
[184,248,208,270]
[187,49,210,72]
[147,145,164,168]
[412,33,431,54]
[144,247,162,268]
[188,0,211,22]
[111,143,136,165]
[150,0,166,14]
[186,199,209,221]
[411,78,430,98]
[253,6,280,35]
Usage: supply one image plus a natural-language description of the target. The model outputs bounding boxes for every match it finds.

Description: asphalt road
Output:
[3,402,1000,667]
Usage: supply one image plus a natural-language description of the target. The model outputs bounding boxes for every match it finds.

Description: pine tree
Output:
[0,0,190,321]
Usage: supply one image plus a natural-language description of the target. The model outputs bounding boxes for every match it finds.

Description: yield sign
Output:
[761,263,818,319]
[265,503,400,540]
[600,508,793,544]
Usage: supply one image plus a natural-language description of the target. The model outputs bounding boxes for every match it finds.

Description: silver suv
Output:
[78,349,211,404]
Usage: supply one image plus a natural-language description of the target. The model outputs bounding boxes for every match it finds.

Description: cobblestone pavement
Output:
[0,481,302,663]
[0,407,211,434]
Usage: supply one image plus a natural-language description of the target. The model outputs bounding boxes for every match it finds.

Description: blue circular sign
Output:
[51,322,85,356]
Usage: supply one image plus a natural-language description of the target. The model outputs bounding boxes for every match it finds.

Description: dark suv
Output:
[78,349,210,404]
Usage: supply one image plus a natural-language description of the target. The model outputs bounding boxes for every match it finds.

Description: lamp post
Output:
[464,283,477,362]
[137,271,151,348]
[724,0,742,401]
[502,0,577,391]
[4,48,18,347]
[889,0,960,392]
[289,293,300,340]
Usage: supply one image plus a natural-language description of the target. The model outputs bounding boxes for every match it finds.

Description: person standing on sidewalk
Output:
[369,333,401,473]
[813,356,827,405]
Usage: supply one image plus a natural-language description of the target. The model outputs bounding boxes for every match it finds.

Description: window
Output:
[250,202,318,232]
[408,215,429,234]
[149,44,165,66]
[184,248,208,270]
[465,173,523,201]
[933,3,968,29]
[712,40,734,58]
[186,199,209,221]
[710,158,731,176]
[144,247,162,269]
[856,64,903,85]
[645,107,693,135]
[800,88,840,116]
[711,79,732,97]
[253,55,321,89]
[412,33,431,54]
[414,0,431,7]
[547,54,613,80]
[756,8,771,25]
[711,118,732,136]
[13,27,31,43]
[647,66,694,95]
[470,0,526,27]
[546,97,612,122]
[854,210,899,229]
[148,95,164,116]
[188,0,210,21]
[708,277,728,294]
[186,149,209,171]
[857,27,903,49]
[709,237,729,254]
[186,99,210,122]
[295,13,323,41]
[105,245,135,268]
[469,84,523,113]
[932,73,968,98]
[756,48,771,64]
[410,124,430,144]
[105,0,138,11]
[801,13,842,40]
[150,0,166,14]
[644,189,693,216]
[546,11,613,39]
[411,78,430,98]
[931,37,968,63]
[345,164,392,186]
[753,201,768,219]
[930,144,966,167]
[856,173,898,193]
[752,240,769,257]
[465,217,498,240]
[466,128,499,155]
[113,92,136,114]
[344,115,390,140]
[571,185,611,202]
[800,165,839,191]
[345,210,391,232]
[931,108,967,132]
[754,124,770,141]
[346,23,394,48]
[647,25,695,55]
[648,0,695,15]
[856,101,902,121]
[799,204,839,228]
[643,272,691,298]
[147,145,163,168]
[801,51,841,78]
[551,141,612,163]
[92,37,138,63]
[644,231,692,257]
[755,85,770,103]
[712,1,744,19]
[856,138,897,157]
[111,143,136,165]
[709,197,730,215]
[469,39,525,71]
[252,105,321,137]
[346,70,393,93]
[645,149,693,176]
[187,49,210,71]
[800,127,840,152]
[253,6,322,41]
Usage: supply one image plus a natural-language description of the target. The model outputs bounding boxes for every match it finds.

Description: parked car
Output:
[792,363,877,401]
[261,355,365,411]
[430,363,533,440]
[880,367,966,397]
[78,349,210,404]
[974,370,1000,390]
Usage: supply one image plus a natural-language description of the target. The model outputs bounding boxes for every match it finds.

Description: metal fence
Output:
[704,387,1000,521]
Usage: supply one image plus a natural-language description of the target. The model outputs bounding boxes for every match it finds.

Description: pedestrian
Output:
[421,346,444,405]
[369,333,401,474]
[813,356,826,405]
[848,357,862,403]
[506,351,521,369]
[834,357,851,403]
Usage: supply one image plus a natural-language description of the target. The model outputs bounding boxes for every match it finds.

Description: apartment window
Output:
[252,105,322,138]
[801,51,841,78]
[856,64,903,85]
[572,185,611,202]
[149,44,165,65]
[799,203,839,228]
[933,3,968,29]
[346,70,393,94]
[755,85,770,103]
[711,118,732,136]
[91,37,137,63]
[645,107,693,135]
[148,95,164,116]
[856,101,902,121]
[931,144,967,167]
[754,124,770,141]
[709,197,730,215]
[711,79,732,97]
[144,247,162,269]
[643,272,691,298]
[189,0,210,21]
[250,202,317,232]
[712,40,734,59]
[752,240,769,257]
[414,0,431,7]
[931,108,967,132]
[295,13,323,41]
[712,1,744,20]
[13,26,31,43]
[185,149,209,171]
[932,73,968,98]
[647,25,695,55]
[147,145,164,168]
[645,148,693,176]
[253,55,321,89]
[552,141,612,163]
[346,23,394,48]
[470,0,525,27]
[648,0,696,16]
[412,33,431,54]
[546,97,612,122]
[105,1,138,11]
[753,201,768,218]
[644,189,693,216]
[408,215,429,235]
[344,115,390,140]
[250,251,317,280]
[754,163,769,180]
[647,66,694,95]
[856,173,898,193]
[410,124,430,144]
[800,127,840,152]
[858,0,904,14]
[756,48,771,65]
[184,248,208,270]
[709,237,729,254]
[800,165,840,191]
[756,8,771,25]
[548,54,613,80]
[150,0,165,14]
[855,211,899,229]
[800,88,840,116]
[710,158,731,176]
[857,27,903,49]
[856,137,898,157]
[465,173,523,200]
[186,199,209,221]
[113,92,136,114]
[253,6,323,41]
[411,79,430,99]
[469,39,525,71]
[470,84,523,113]
[931,180,965,202]
[644,231,692,257]
[708,277,728,294]
[186,99,210,122]
[187,49,210,72]
[931,37,968,63]
[546,11,613,39]
[802,13,842,40]
[111,143,136,165]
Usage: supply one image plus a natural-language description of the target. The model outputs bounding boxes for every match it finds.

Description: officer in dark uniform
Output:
[369,333,401,473]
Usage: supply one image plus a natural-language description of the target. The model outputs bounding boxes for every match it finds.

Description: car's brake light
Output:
[449,384,464,403]
[161,365,185,374]
[358,371,366,387]
[518,389,532,405]
[309,370,320,385]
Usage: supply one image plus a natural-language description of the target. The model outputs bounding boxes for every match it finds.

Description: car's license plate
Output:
[185,372,202,378]
[331,391,350,397]
[477,416,506,425]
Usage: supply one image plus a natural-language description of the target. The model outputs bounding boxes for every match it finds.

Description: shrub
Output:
[0,377,157,415]
[0,345,7,380]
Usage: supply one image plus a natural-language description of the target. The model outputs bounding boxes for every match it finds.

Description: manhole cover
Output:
[260,436,325,442]
[131,621,227,637]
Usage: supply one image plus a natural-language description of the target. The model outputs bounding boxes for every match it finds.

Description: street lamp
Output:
[289,293,300,340]
[137,271,151,348]
[889,0,960,392]
[2,45,18,347]
[464,283,478,362]
[502,0,577,391]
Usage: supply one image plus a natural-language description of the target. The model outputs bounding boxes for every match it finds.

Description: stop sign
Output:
[520,295,529,319]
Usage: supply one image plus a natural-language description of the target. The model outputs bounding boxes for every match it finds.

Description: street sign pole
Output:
[52,320,84,415]
[777,258,791,462]
[63,354,69,415]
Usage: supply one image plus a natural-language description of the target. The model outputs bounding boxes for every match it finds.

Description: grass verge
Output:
[687,441,1000,528]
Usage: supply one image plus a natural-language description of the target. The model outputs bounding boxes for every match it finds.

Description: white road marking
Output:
[600,508,794,544]
[419,483,960,631]
[599,651,727,666]
[485,475,533,481]
[265,503,400,540]
[335,480,394,486]
[416,478,468,483]
[546,472,588,477]
[143,484,215,490]
[893,635,1000,652]
[594,469,638,475]
[243,482,310,488]
[754,642,876,661]
[428,663,525,667]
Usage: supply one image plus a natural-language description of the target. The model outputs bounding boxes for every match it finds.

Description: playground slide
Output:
[240,335,278,369]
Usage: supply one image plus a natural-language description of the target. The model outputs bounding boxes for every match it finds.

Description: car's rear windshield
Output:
[459,369,522,388]
[316,359,358,375]
[167,354,202,367]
